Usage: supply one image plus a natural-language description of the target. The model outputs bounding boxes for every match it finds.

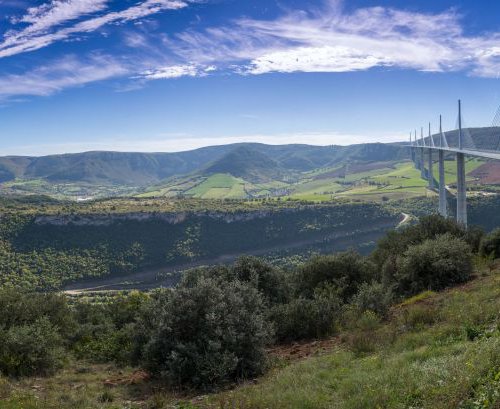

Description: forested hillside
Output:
[0,197,399,290]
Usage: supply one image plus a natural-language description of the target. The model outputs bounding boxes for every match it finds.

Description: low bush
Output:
[350,281,393,318]
[182,257,291,305]
[137,277,272,389]
[392,233,473,296]
[372,214,468,269]
[0,290,72,377]
[480,228,500,259]
[232,256,291,304]
[0,317,64,377]
[295,250,376,301]
[270,285,342,342]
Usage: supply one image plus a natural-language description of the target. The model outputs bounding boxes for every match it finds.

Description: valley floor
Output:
[2,267,500,409]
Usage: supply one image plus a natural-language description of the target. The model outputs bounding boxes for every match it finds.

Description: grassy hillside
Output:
[207,272,500,409]
[1,265,499,408]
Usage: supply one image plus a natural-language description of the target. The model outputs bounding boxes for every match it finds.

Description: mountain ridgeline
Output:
[0,142,409,186]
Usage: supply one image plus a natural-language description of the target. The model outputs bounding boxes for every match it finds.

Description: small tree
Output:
[137,277,272,389]
[295,250,376,301]
[0,317,64,377]
[232,256,291,304]
[394,233,472,296]
[270,284,342,342]
[480,228,500,259]
[350,281,394,318]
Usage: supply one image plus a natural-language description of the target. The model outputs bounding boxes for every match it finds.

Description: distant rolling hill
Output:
[0,142,409,187]
[4,127,500,201]
[203,146,284,183]
[4,131,499,200]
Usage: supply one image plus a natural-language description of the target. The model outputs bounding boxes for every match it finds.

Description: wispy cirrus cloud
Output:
[3,0,500,102]
[163,1,500,78]
[0,54,127,99]
[0,0,189,58]
[139,64,215,80]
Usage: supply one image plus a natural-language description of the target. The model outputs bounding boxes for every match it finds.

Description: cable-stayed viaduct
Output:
[410,100,500,228]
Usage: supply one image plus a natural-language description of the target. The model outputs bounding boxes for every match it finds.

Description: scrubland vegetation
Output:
[1,215,500,408]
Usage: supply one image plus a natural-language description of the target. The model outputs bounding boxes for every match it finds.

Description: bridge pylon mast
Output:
[428,122,434,189]
[420,127,426,180]
[438,115,447,217]
[456,100,467,227]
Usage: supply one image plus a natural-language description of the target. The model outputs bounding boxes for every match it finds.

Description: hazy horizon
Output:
[1,131,408,157]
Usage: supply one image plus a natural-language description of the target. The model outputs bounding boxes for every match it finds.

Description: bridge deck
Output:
[407,145,500,161]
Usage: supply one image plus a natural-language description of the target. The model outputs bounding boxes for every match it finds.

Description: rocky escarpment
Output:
[33,208,307,226]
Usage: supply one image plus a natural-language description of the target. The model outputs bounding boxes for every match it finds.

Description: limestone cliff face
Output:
[33,208,303,226]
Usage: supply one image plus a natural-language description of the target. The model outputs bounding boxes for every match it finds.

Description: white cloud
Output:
[167,2,500,78]
[248,46,385,74]
[139,64,215,79]
[3,0,500,99]
[0,54,128,99]
[140,64,198,79]
[0,0,189,58]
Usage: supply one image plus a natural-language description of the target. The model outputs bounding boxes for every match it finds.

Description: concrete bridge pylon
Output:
[410,100,469,228]
[438,115,447,218]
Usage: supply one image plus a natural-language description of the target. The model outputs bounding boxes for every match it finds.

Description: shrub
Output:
[0,317,64,377]
[480,228,500,259]
[295,250,376,301]
[464,225,484,253]
[350,282,393,318]
[71,293,147,364]
[182,258,291,305]
[393,233,473,296]
[137,277,272,389]
[0,289,74,338]
[464,324,482,341]
[270,285,342,342]
[0,290,71,377]
[372,215,467,269]
[232,256,291,304]
[71,302,120,363]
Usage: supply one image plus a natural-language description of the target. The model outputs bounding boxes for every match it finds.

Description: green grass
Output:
[186,174,248,199]
[443,158,484,185]
[203,273,500,409]
[1,271,500,408]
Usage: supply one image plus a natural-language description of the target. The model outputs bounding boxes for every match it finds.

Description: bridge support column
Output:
[438,150,447,217]
[456,152,467,227]
[420,147,426,179]
[428,148,434,189]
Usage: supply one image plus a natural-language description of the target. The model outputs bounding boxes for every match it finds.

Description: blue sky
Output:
[1,0,500,155]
